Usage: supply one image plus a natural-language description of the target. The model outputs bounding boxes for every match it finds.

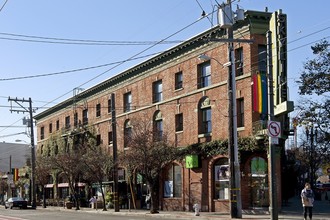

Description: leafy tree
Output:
[296,39,330,186]
[120,117,179,214]
[81,143,114,211]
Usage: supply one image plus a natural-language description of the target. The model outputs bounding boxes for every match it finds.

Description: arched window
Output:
[153,111,163,141]
[124,119,132,148]
[214,158,229,199]
[164,163,182,198]
[199,97,212,134]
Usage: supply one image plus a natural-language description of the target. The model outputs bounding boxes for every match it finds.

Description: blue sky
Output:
[0,0,329,144]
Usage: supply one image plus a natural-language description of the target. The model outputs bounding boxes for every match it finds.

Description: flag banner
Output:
[252,71,268,115]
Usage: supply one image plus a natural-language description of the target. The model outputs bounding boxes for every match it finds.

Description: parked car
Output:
[5,197,28,209]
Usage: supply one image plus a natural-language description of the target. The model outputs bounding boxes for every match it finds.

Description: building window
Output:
[96,103,101,117]
[49,123,52,134]
[153,111,163,141]
[237,98,244,127]
[82,109,88,125]
[250,157,269,207]
[153,80,163,103]
[199,97,212,134]
[214,158,229,200]
[40,127,45,140]
[175,113,183,132]
[258,45,267,73]
[124,92,132,112]
[108,131,113,145]
[74,112,78,127]
[124,120,132,148]
[235,47,243,76]
[164,163,182,198]
[96,134,101,146]
[198,61,211,88]
[65,116,70,129]
[56,120,60,131]
[175,71,183,90]
[108,98,112,114]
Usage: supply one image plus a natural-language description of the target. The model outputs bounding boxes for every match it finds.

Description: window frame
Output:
[198,61,211,88]
[175,71,183,90]
[82,109,88,125]
[124,92,132,113]
[96,103,101,117]
[153,80,163,103]
[235,47,244,76]
[237,98,244,127]
[164,163,182,198]
[175,113,183,132]
[65,116,70,129]
[214,158,229,200]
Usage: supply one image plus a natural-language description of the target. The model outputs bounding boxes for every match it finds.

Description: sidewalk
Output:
[34,194,330,220]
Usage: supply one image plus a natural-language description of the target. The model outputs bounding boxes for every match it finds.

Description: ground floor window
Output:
[164,163,182,198]
[250,156,269,207]
[214,158,229,200]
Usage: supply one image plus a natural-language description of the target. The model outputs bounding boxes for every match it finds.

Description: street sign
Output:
[267,121,281,138]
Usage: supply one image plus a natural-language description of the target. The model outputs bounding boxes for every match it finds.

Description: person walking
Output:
[301,182,315,220]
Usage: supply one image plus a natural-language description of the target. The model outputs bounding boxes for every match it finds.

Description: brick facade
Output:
[35,10,287,213]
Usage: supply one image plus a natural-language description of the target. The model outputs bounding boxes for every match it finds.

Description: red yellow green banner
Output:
[252,71,268,114]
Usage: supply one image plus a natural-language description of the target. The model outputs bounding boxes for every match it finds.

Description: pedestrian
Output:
[301,182,315,220]
[89,196,97,209]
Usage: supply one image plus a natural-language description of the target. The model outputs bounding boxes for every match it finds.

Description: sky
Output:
[0,0,329,145]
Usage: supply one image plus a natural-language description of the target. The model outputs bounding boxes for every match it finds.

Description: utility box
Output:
[218,4,233,28]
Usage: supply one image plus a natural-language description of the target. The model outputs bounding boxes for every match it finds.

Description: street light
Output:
[198,53,242,217]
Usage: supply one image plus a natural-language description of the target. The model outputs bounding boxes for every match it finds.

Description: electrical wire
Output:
[0,0,8,13]
[0,51,162,81]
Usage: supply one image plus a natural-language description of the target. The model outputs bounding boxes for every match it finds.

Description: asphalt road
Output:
[0,208,162,220]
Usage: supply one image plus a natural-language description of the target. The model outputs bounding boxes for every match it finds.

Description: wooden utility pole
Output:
[8,97,36,209]
[111,93,119,212]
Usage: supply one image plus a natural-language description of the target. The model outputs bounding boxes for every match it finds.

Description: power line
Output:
[0,0,9,13]
[0,32,183,46]
[0,52,162,81]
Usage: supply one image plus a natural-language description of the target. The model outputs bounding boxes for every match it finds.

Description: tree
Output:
[296,39,330,186]
[35,155,52,208]
[81,143,114,211]
[47,128,95,210]
[120,117,179,214]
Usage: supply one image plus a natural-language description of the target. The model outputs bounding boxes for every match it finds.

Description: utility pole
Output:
[111,93,119,212]
[226,0,242,218]
[267,31,278,220]
[8,97,36,209]
[218,1,245,217]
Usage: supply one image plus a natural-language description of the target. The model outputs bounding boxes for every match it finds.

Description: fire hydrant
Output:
[193,203,200,216]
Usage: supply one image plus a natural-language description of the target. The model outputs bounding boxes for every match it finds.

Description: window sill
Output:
[198,133,212,138]
[174,88,183,92]
[175,130,183,134]
[237,126,245,131]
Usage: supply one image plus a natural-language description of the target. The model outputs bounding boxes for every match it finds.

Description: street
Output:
[0,208,166,220]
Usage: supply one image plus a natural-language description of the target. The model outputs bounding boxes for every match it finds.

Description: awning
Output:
[44,184,54,188]
[58,183,69,188]
[57,183,85,188]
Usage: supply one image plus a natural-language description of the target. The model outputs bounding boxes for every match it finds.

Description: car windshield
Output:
[11,197,24,201]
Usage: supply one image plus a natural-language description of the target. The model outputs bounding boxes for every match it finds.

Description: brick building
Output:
[34,9,292,212]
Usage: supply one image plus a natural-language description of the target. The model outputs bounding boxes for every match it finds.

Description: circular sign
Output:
[268,121,281,137]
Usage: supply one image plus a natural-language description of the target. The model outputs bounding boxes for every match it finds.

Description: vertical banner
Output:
[252,71,268,115]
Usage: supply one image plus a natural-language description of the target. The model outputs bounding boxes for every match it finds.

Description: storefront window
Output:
[164,164,182,198]
[250,156,269,207]
[214,158,229,200]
